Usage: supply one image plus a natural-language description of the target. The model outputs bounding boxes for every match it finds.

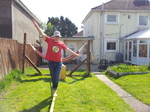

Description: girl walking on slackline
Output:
[32,20,81,97]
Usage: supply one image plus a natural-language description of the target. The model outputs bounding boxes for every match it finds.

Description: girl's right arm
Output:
[32,19,46,40]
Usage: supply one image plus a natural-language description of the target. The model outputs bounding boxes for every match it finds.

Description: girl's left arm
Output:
[65,48,82,57]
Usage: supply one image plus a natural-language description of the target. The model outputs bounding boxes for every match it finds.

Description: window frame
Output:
[104,39,119,52]
[67,43,76,52]
[138,13,149,27]
[105,13,120,24]
[139,40,148,57]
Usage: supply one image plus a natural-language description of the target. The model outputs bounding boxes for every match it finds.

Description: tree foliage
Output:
[44,22,54,37]
[47,16,78,37]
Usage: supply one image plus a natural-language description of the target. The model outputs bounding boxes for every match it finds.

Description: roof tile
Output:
[92,0,150,11]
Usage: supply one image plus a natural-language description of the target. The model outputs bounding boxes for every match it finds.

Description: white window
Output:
[133,40,137,57]
[106,13,119,24]
[139,40,147,57]
[138,14,149,27]
[105,39,119,52]
[87,20,90,34]
[67,43,76,52]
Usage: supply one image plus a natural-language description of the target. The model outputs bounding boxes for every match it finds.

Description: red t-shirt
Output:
[44,36,67,62]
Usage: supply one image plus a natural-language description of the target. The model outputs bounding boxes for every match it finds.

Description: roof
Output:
[73,30,83,37]
[124,29,150,40]
[61,37,94,41]
[82,0,150,24]
[93,0,150,11]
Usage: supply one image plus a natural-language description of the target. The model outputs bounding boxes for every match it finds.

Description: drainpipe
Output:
[100,3,104,60]
[119,24,124,52]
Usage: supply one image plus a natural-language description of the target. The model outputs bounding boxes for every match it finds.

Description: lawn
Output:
[106,64,150,106]
[0,67,135,112]
[108,73,150,106]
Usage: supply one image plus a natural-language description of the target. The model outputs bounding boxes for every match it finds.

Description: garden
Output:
[0,64,150,112]
[104,63,150,106]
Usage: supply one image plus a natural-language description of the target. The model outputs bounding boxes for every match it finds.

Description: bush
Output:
[108,64,149,72]
[147,63,150,70]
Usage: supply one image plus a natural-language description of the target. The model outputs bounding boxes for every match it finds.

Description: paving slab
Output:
[94,72,150,112]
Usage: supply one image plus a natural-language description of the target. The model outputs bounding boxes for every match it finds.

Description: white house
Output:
[82,0,150,65]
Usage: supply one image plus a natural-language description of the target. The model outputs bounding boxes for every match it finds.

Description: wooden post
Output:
[25,55,42,75]
[68,58,87,76]
[22,33,26,73]
[86,40,91,76]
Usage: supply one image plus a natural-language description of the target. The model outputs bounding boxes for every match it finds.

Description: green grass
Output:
[55,75,134,112]
[108,64,150,72]
[0,67,135,112]
[106,64,150,106]
[0,69,25,93]
[108,73,150,106]
[0,68,51,112]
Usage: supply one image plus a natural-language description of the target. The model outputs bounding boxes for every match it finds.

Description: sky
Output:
[21,0,111,32]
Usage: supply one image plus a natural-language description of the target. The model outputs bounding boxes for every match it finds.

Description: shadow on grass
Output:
[108,73,149,79]
[22,77,51,83]
[20,97,52,112]
[60,75,89,84]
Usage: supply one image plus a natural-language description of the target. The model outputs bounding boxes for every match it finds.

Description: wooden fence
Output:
[0,38,42,80]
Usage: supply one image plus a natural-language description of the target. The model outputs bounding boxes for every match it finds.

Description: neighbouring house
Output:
[73,30,83,37]
[61,33,94,63]
[82,0,150,65]
[0,0,43,44]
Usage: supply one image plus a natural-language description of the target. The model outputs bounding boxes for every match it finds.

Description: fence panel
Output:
[0,38,42,80]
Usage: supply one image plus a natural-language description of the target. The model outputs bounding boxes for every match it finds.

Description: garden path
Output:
[94,72,150,112]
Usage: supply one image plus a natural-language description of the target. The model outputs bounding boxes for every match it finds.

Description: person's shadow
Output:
[20,96,52,112]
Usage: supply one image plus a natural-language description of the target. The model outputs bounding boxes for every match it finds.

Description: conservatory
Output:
[123,29,150,65]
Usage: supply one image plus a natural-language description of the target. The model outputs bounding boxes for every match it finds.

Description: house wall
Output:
[83,10,150,63]
[83,12,101,64]
[63,40,87,61]
[103,11,139,62]
[104,12,139,39]
[40,38,48,63]
[12,1,40,44]
[0,0,12,38]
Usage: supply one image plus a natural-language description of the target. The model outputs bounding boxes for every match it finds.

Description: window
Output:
[139,16,148,25]
[138,14,149,26]
[107,15,116,22]
[139,40,147,57]
[106,13,119,24]
[129,41,132,61]
[67,43,76,52]
[125,42,128,60]
[69,45,75,51]
[107,42,116,50]
[87,20,90,34]
[105,39,118,52]
[133,40,137,57]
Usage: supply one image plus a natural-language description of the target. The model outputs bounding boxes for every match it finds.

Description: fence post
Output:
[22,33,26,73]
[86,40,91,76]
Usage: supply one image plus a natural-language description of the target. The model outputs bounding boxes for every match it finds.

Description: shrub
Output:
[147,63,150,70]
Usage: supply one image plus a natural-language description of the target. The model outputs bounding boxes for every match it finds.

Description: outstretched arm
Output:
[32,19,46,40]
[65,48,82,57]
